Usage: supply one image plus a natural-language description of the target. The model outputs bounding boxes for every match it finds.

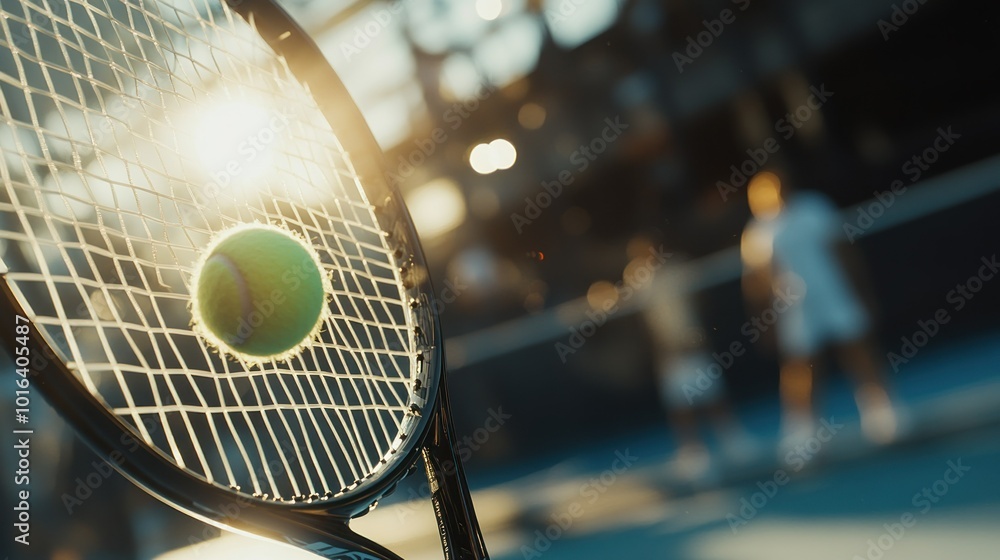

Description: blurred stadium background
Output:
[3,0,1000,558]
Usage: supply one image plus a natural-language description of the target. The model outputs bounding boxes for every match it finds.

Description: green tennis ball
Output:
[191,224,327,361]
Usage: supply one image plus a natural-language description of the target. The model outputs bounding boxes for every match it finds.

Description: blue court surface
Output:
[342,333,1000,560]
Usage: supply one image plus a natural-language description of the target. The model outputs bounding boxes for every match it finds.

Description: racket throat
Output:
[422,384,490,560]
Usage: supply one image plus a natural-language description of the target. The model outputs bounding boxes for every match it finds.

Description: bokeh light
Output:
[586,280,619,310]
[469,138,517,174]
[469,142,499,174]
[404,178,467,240]
[490,138,517,169]
[192,99,276,177]
[518,102,547,129]
[475,0,503,21]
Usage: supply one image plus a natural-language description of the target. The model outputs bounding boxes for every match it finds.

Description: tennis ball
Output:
[191,223,327,361]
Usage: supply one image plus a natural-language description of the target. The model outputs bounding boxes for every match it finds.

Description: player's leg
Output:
[659,355,712,479]
[780,356,817,433]
[775,302,820,442]
[837,336,900,444]
[822,289,901,444]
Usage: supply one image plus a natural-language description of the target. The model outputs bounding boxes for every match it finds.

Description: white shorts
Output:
[777,287,870,358]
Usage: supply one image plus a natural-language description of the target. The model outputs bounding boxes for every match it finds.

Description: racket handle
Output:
[422,381,490,560]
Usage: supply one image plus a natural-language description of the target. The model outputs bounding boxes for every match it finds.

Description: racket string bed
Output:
[0,0,422,504]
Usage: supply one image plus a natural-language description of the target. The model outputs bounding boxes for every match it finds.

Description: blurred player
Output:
[639,247,759,480]
[741,172,902,448]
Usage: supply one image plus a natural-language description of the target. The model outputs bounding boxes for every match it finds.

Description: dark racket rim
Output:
[0,0,445,527]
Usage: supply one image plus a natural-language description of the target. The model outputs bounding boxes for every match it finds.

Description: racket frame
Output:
[0,0,488,557]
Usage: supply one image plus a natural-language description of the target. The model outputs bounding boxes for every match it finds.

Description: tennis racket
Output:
[0,0,488,558]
